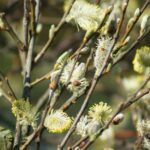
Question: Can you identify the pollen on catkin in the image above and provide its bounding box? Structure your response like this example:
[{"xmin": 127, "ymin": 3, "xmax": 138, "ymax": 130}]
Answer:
[
  {"xmin": 88, "ymin": 102, "xmax": 112, "ymax": 125},
  {"xmin": 94, "ymin": 36, "xmax": 114, "ymax": 76},
  {"xmin": 44, "ymin": 110, "xmax": 72, "ymax": 133},
  {"xmin": 12, "ymin": 100, "xmax": 38, "ymax": 130}
]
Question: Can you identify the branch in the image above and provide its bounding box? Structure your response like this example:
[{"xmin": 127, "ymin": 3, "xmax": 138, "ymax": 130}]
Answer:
[
  {"xmin": 113, "ymin": 27, "xmax": 150, "ymax": 66},
  {"xmin": 30, "ymin": 71, "xmax": 51, "ymax": 87},
  {"xmin": 0, "ymin": 13, "xmax": 26, "ymax": 68},
  {"xmin": 0, "ymin": 71, "xmax": 17, "ymax": 102},
  {"xmin": 23, "ymin": 0, "xmax": 29, "ymax": 47},
  {"xmin": 34, "ymin": 0, "xmax": 76, "ymax": 63},
  {"xmin": 13, "ymin": 0, "xmax": 40, "ymax": 149}
]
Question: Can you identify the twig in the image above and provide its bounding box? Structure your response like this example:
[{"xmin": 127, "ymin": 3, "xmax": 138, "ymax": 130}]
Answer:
[
  {"xmin": 13, "ymin": 0, "xmax": 40, "ymax": 149},
  {"xmin": 60, "ymin": 95, "xmax": 78, "ymax": 111},
  {"xmin": 0, "ymin": 71, "xmax": 17, "ymax": 102},
  {"xmin": 113, "ymin": 27, "xmax": 150, "ymax": 66},
  {"xmin": 121, "ymin": 0, "xmax": 149, "ymax": 43},
  {"xmin": 23, "ymin": 0, "xmax": 29, "ymax": 47},
  {"xmin": 34, "ymin": 0, "xmax": 76, "ymax": 63},
  {"xmin": 0, "ymin": 13, "xmax": 26, "ymax": 68},
  {"xmin": 13, "ymin": 122, "xmax": 21, "ymax": 150},
  {"xmin": 30, "ymin": 72, "xmax": 51, "ymax": 87},
  {"xmin": 35, "ymin": 89, "xmax": 49, "ymax": 111}
]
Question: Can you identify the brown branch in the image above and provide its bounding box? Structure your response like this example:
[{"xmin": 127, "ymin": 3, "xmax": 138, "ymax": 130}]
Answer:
[{"xmin": 0, "ymin": 71, "xmax": 17, "ymax": 102}]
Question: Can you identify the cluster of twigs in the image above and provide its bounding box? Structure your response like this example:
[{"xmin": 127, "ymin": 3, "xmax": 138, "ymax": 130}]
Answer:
[{"xmin": 0, "ymin": 0, "xmax": 150, "ymax": 150}]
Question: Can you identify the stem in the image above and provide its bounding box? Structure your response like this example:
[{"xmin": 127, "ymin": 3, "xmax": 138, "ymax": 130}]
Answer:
[
  {"xmin": 113, "ymin": 27, "xmax": 150, "ymax": 66},
  {"xmin": 122, "ymin": 0, "xmax": 149, "ymax": 42},
  {"xmin": 30, "ymin": 72, "xmax": 51, "ymax": 87},
  {"xmin": 0, "ymin": 13, "xmax": 26, "ymax": 68}
]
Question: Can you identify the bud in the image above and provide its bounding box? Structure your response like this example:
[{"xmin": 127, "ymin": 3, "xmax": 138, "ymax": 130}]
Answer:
[
  {"xmin": 49, "ymin": 81, "xmax": 57, "ymax": 90},
  {"xmin": 80, "ymin": 47, "xmax": 89, "ymax": 54},
  {"xmin": 49, "ymin": 24, "xmax": 55, "ymax": 39},
  {"xmin": 36, "ymin": 24, "xmax": 43, "ymax": 34},
  {"xmin": 122, "ymin": 2, "xmax": 127, "ymax": 11},
  {"xmin": 141, "ymin": 15, "xmax": 149, "ymax": 30},
  {"xmin": 127, "ymin": 18, "xmax": 134, "ymax": 30},
  {"xmin": 117, "ymin": 18, "xmax": 121, "ymax": 24},
  {"xmin": 54, "ymin": 50, "xmax": 71, "ymax": 70},
  {"xmin": 72, "ymin": 80, "xmax": 81, "ymax": 86},
  {"xmin": 106, "ymin": 5, "xmax": 113, "ymax": 14},
  {"xmin": 123, "ymin": 36, "xmax": 130, "ymax": 45},
  {"xmin": 112, "ymin": 113, "xmax": 124, "ymax": 125},
  {"xmin": 0, "ymin": 88, "xmax": 3, "ymax": 97},
  {"xmin": 0, "ymin": 16, "xmax": 5, "ymax": 30},
  {"xmin": 134, "ymin": 8, "xmax": 140, "ymax": 17}
]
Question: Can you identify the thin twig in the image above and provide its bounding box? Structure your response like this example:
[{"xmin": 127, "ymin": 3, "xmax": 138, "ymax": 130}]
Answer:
[
  {"xmin": 35, "ymin": 89, "xmax": 49, "ymax": 111},
  {"xmin": 23, "ymin": 0, "xmax": 29, "ymax": 47},
  {"xmin": 0, "ymin": 71, "xmax": 17, "ymax": 102},
  {"xmin": 13, "ymin": 0, "xmax": 40, "ymax": 148},
  {"xmin": 0, "ymin": 13, "xmax": 26, "ymax": 68},
  {"xmin": 34, "ymin": 0, "xmax": 76, "ymax": 63},
  {"xmin": 121, "ymin": 0, "xmax": 149, "ymax": 43},
  {"xmin": 13, "ymin": 122, "xmax": 21, "ymax": 150},
  {"xmin": 30, "ymin": 72, "xmax": 51, "ymax": 87},
  {"xmin": 113, "ymin": 27, "xmax": 150, "ymax": 66}
]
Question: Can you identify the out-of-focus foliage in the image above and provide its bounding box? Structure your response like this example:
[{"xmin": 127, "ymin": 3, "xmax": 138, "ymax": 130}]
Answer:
[{"xmin": 12, "ymin": 100, "xmax": 39, "ymax": 130}]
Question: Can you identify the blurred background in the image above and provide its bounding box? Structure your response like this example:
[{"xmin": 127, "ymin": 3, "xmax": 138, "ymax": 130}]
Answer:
[{"xmin": 0, "ymin": 0, "xmax": 150, "ymax": 149}]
